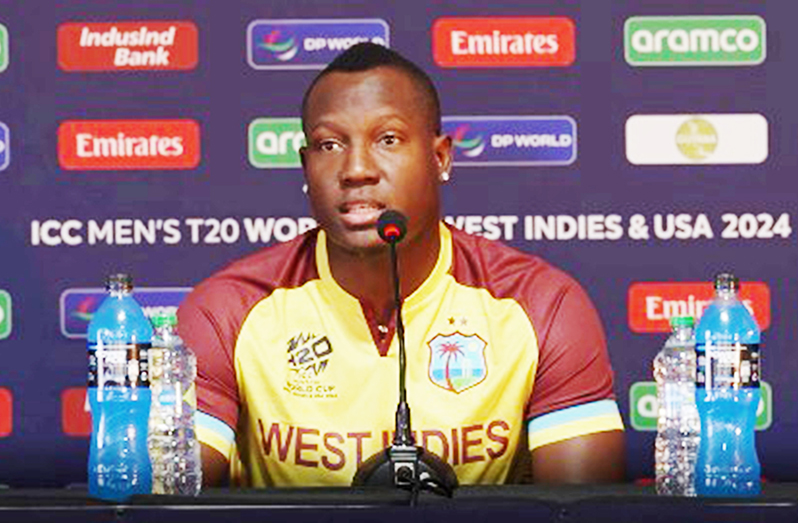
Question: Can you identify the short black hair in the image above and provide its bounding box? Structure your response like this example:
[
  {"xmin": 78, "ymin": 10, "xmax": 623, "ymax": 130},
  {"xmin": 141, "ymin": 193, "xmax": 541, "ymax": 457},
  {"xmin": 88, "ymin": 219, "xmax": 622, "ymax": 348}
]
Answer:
[{"xmin": 301, "ymin": 42, "xmax": 442, "ymax": 135}]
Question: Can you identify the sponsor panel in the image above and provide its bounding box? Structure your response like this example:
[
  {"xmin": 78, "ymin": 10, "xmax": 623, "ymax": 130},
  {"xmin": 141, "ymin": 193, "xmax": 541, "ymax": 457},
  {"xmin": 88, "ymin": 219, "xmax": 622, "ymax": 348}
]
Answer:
[
  {"xmin": 629, "ymin": 381, "xmax": 772, "ymax": 431},
  {"xmin": 626, "ymin": 114, "xmax": 768, "ymax": 165},
  {"xmin": 62, "ymin": 387, "xmax": 90, "ymax": 437},
  {"xmin": 625, "ymin": 15, "xmax": 766, "ymax": 66},
  {"xmin": 432, "ymin": 17, "xmax": 575, "ymax": 67},
  {"xmin": 0, "ymin": 389, "xmax": 11, "ymax": 437},
  {"xmin": 0, "ymin": 122, "xmax": 8, "ymax": 171},
  {"xmin": 248, "ymin": 118, "xmax": 305, "ymax": 168},
  {"xmin": 0, "ymin": 23, "xmax": 8, "ymax": 72},
  {"xmin": 0, "ymin": 290, "xmax": 11, "ymax": 340},
  {"xmin": 628, "ymin": 281, "xmax": 771, "ymax": 333},
  {"xmin": 60, "ymin": 287, "xmax": 191, "ymax": 339},
  {"xmin": 57, "ymin": 21, "xmax": 198, "ymax": 71},
  {"xmin": 247, "ymin": 19, "xmax": 389, "ymax": 70},
  {"xmin": 443, "ymin": 116, "xmax": 576, "ymax": 166},
  {"xmin": 58, "ymin": 119, "xmax": 200, "ymax": 170}
]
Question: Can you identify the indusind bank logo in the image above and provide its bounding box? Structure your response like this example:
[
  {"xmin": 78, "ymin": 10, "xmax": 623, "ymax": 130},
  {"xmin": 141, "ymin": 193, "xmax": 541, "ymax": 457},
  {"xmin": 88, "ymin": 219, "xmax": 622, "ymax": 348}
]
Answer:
[
  {"xmin": 433, "ymin": 17, "xmax": 575, "ymax": 67},
  {"xmin": 57, "ymin": 21, "xmax": 198, "ymax": 71},
  {"xmin": 58, "ymin": 119, "xmax": 200, "ymax": 170},
  {"xmin": 624, "ymin": 15, "xmax": 765, "ymax": 66},
  {"xmin": 247, "ymin": 19, "xmax": 389, "ymax": 70},
  {"xmin": 443, "ymin": 116, "xmax": 576, "ymax": 166}
]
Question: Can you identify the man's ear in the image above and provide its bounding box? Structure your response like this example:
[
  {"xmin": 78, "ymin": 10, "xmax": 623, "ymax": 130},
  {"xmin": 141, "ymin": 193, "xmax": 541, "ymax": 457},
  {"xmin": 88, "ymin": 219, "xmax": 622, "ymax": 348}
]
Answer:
[
  {"xmin": 433, "ymin": 134, "xmax": 453, "ymax": 182},
  {"xmin": 299, "ymin": 146, "xmax": 310, "ymax": 193},
  {"xmin": 299, "ymin": 145, "xmax": 307, "ymax": 169}
]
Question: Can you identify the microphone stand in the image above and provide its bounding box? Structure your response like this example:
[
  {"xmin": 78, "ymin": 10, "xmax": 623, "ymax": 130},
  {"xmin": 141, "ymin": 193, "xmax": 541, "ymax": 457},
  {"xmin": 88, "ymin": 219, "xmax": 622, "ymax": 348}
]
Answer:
[{"xmin": 352, "ymin": 213, "xmax": 458, "ymax": 503}]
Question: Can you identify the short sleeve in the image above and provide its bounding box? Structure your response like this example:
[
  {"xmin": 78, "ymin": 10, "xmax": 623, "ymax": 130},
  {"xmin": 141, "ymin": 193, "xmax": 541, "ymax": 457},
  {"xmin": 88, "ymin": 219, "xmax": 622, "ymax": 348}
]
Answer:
[
  {"xmin": 524, "ymin": 278, "xmax": 624, "ymax": 449},
  {"xmin": 178, "ymin": 280, "xmax": 243, "ymax": 458}
]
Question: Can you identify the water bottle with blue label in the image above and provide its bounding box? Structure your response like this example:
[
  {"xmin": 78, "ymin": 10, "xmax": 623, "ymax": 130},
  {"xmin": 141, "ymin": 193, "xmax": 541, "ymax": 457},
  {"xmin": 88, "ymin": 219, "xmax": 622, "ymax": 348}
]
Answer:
[
  {"xmin": 87, "ymin": 273, "xmax": 152, "ymax": 501},
  {"xmin": 695, "ymin": 272, "xmax": 761, "ymax": 496}
]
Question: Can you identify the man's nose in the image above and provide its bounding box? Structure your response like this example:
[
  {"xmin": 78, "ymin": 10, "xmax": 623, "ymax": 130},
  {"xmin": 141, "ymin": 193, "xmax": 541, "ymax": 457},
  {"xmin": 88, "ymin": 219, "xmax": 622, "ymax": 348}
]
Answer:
[{"xmin": 340, "ymin": 142, "xmax": 379, "ymax": 186}]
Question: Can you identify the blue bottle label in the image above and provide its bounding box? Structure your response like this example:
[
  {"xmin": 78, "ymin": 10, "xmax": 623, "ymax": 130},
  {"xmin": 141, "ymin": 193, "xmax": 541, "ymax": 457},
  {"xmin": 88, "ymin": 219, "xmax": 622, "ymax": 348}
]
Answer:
[
  {"xmin": 88, "ymin": 342, "xmax": 151, "ymax": 388},
  {"xmin": 696, "ymin": 342, "xmax": 760, "ymax": 389}
]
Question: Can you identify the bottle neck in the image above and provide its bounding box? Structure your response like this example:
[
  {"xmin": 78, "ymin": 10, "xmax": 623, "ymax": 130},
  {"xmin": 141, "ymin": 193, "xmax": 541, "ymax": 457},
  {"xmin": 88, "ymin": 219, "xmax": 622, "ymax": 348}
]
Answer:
[
  {"xmin": 715, "ymin": 288, "xmax": 738, "ymax": 301},
  {"xmin": 154, "ymin": 325, "xmax": 176, "ymax": 337},
  {"xmin": 671, "ymin": 326, "xmax": 694, "ymax": 344}
]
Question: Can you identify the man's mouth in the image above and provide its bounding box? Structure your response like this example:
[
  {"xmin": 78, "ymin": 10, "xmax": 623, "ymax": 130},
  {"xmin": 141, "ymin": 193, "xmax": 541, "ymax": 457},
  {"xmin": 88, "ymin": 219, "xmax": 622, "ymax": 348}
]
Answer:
[{"xmin": 338, "ymin": 201, "xmax": 386, "ymax": 228}]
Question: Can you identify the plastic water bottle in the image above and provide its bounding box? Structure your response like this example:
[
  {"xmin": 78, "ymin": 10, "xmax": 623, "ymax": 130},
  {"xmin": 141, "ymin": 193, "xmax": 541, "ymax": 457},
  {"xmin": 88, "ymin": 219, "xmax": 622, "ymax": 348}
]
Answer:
[
  {"xmin": 653, "ymin": 315, "xmax": 700, "ymax": 496},
  {"xmin": 87, "ymin": 273, "xmax": 152, "ymax": 501},
  {"xmin": 148, "ymin": 313, "xmax": 202, "ymax": 495},
  {"xmin": 695, "ymin": 272, "xmax": 761, "ymax": 496}
]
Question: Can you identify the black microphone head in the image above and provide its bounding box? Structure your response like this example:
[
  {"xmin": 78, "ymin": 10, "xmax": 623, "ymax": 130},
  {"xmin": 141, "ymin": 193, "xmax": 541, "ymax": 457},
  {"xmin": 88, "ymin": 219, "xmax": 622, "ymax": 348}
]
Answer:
[{"xmin": 377, "ymin": 210, "xmax": 407, "ymax": 243}]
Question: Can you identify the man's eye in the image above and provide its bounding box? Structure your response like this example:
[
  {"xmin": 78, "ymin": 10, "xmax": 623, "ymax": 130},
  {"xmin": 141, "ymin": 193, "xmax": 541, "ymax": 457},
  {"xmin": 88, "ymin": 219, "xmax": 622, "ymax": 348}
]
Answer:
[
  {"xmin": 317, "ymin": 140, "xmax": 341, "ymax": 152},
  {"xmin": 380, "ymin": 134, "xmax": 399, "ymax": 146}
]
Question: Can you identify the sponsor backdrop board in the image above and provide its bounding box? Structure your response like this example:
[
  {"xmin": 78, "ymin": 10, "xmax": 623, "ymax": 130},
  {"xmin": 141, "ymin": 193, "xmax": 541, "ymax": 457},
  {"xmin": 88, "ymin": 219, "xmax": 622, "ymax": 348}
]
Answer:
[{"xmin": 0, "ymin": 0, "xmax": 794, "ymax": 487}]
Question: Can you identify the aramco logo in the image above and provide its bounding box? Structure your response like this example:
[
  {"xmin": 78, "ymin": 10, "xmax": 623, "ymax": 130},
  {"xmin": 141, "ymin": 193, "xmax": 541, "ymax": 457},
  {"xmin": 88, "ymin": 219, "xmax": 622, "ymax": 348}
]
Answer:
[
  {"xmin": 675, "ymin": 117, "xmax": 718, "ymax": 160},
  {"xmin": 0, "ymin": 24, "xmax": 7, "ymax": 72},
  {"xmin": 258, "ymin": 29, "xmax": 298, "ymax": 62},
  {"xmin": 452, "ymin": 125, "xmax": 486, "ymax": 158}
]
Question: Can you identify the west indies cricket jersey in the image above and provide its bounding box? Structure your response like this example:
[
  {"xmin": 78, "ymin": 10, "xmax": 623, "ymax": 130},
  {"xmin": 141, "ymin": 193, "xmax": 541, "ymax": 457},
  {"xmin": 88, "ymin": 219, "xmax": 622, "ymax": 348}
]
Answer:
[{"xmin": 178, "ymin": 223, "xmax": 623, "ymax": 486}]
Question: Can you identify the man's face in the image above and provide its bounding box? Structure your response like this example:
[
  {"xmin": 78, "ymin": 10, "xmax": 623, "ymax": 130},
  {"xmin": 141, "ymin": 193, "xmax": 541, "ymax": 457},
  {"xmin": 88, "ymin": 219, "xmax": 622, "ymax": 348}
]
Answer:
[{"xmin": 301, "ymin": 66, "xmax": 450, "ymax": 254}]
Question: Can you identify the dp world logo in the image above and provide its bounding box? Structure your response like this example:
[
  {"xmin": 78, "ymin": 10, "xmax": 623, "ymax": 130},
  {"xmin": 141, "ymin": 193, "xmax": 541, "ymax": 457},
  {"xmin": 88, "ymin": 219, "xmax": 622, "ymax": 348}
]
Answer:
[
  {"xmin": 628, "ymin": 381, "xmax": 772, "ymax": 431},
  {"xmin": 248, "ymin": 19, "xmax": 389, "ymax": 70},
  {"xmin": 0, "ymin": 122, "xmax": 8, "ymax": 171},
  {"xmin": 452, "ymin": 125, "xmax": 486, "ymax": 158},
  {"xmin": 443, "ymin": 116, "xmax": 576, "ymax": 166},
  {"xmin": 60, "ymin": 287, "xmax": 192, "ymax": 339},
  {"xmin": 625, "ymin": 15, "xmax": 766, "ymax": 66},
  {"xmin": 257, "ymin": 29, "xmax": 299, "ymax": 62}
]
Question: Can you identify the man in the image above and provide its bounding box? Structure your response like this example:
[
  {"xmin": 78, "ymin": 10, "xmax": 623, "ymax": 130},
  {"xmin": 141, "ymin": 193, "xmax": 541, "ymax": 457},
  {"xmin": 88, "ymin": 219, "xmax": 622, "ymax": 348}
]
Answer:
[{"xmin": 178, "ymin": 42, "xmax": 625, "ymax": 487}]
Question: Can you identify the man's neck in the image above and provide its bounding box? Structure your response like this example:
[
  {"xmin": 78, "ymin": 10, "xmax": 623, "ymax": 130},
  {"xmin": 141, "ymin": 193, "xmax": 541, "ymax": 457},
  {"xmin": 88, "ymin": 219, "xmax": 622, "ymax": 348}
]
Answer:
[{"xmin": 326, "ymin": 223, "xmax": 441, "ymax": 325}]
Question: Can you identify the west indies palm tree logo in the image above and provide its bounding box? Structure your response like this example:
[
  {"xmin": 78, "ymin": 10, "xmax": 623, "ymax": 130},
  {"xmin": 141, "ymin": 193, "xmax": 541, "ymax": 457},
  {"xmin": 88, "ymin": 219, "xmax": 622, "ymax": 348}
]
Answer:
[
  {"xmin": 427, "ymin": 332, "xmax": 487, "ymax": 393},
  {"xmin": 258, "ymin": 29, "xmax": 299, "ymax": 62},
  {"xmin": 452, "ymin": 124, "xmax": 486, "ymax": 158}
]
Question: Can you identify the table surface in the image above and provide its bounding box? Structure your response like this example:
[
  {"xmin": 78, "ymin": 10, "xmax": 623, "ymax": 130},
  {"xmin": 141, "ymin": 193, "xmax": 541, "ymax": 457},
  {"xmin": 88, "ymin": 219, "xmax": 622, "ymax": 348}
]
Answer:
[{"xmin": 0, "ymin": 484, "xmax": 797, "ymax": 523}]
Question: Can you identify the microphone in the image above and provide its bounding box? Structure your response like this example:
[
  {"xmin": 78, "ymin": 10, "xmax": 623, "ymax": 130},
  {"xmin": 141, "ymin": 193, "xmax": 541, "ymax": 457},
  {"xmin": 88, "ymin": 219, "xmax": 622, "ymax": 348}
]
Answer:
[
  {"xmin": 377, "ymin": 210, "xmax": 407, "ymax": 243},
  {"xmin": 352, "ymin": 210, "xmax": 458, "ymax": 500}
]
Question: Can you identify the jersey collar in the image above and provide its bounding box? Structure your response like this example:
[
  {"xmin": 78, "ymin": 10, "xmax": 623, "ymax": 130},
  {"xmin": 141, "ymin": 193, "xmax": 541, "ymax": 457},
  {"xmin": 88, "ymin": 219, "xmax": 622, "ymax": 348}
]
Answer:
[{"xmin": 315, "ymin": 222, "xmax": 453, "ymax": 311}]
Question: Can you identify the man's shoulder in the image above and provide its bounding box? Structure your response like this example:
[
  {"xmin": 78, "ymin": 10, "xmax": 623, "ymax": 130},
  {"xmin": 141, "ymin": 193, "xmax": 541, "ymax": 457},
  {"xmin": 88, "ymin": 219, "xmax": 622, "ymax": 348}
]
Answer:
[
  {"xmin": 182, "ymin": 229, "xmax": 320, "ymax": 314},
  {"xmin": 447, "ymin": 224, "xmax": 577, "ymax": 299}
]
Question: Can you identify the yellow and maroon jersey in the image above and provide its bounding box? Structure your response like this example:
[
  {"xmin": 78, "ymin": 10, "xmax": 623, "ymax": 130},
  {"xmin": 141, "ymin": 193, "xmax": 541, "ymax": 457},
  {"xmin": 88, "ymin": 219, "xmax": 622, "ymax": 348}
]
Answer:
[{"xmin": 178, "ymin": 223, "xmax": 623, "ymax": 486}]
